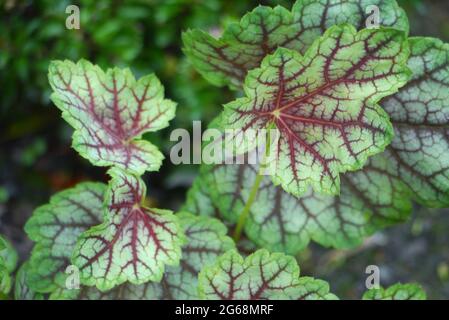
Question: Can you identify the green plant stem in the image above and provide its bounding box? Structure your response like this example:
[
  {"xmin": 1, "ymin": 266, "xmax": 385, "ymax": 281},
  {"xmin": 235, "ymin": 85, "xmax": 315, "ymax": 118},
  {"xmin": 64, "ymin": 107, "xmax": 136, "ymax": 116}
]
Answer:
[
  {"xmin": 232, "ymin": 167, "xmax": 265, "ymax": 242},
  {"xmin": 232, "ymin": 123, "xmax": 274, "ymax": 242}
]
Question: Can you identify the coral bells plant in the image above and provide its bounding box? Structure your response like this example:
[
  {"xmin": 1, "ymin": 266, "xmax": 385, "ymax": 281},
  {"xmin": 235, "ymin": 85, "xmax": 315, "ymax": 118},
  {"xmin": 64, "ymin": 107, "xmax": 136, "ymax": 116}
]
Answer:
[
  {"xmin": 2, "ymin": 0, "xmax": 448, "ymax": 300},
  {"xmin": 183, "ymin": 0, "xmax": 449, "ymax": 258}
]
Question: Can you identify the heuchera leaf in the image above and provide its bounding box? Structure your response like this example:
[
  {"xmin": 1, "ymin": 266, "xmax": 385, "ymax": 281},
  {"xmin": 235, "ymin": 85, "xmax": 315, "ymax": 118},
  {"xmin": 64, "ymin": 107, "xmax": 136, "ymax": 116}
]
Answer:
[
  {"xmin": 55, "ymin": 213, "xmax": 234, "ymax": 300},
  {"xmin": 363, "ymin": 283, "xmax": 426, "ymax": 300},
  {"xmin": 152, "ymin": 212, "xmax": 235, "ymax": 299},
  {"xmin": 22, "ymin": 180, "xmax": 153, "ymax": 300},
  {"xmin": 222, "ymin": 25, "xmax": 410, "ymax": 196},
  {"xmin": 47, "ymin": 213, "xmax": 234, "ymax": 300},
  {"xmin": 182, "ymin": 169, "xmax": 221, "ymax": 218},
  {"xmin": 182, "ymin": 174, "xmax": 259, "ymax": 255},
  {"xmin": 183, "ymin": 0, "xmax": 409, "ymax": 89},
  {"xmin": 24, "ymin": 182, "xmax": 105, "ymax": 293},
  {"xmin": 380, "ymin": 37, "xmax": 449, "ymax": 207},
  {"xmin": 0, "ymin": 262, "xmax": 9, "ymax": 297},
  {"xmin": 0, "ymin": 235, "xmax": 18, "ymax": 296},
  {"xmin": 25, "ymin": 202, "xmax": 234, "ymax": 300},
  {"xmin": 72, "ymin": 168, "xmax": 185, "ymax": 291},
  {"xmin": 193, "ymin": 37, "xmax": 449, "ymax": 254},
  {"xmin": 23, "ymin": 183, "xmax": 232, "ymax": 300},
  {"xmin": 198, "ymin": 249, "xmax": 337, "ymax": 300},
  {"xmin": 202, "ymin": 160, "xmax": 410, "ymax": 254},
  {"xmin": 14, "ymin": 263, "xmax": 45, "ymax": 300},
  {"xmin": 49, "ymin": 59, "xmax": 176, "ymax": 175},
  {"xmin": 50, "ymin": 282, "xmax": 159, "ymax": 300},
  {"xmin": 0, "ymin": 236, "xmax": 18, "ymax": 273}
]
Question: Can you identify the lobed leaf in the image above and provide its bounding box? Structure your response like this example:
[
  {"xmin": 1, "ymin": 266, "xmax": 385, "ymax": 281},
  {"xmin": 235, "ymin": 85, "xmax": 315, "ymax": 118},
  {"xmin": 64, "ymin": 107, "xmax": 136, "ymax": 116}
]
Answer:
[
  {"xmin": 49, "ymin": 59, "xmax": 176, "ymax": 174},
  {"xmin": 363, "ymin": 283, "xmax": 426, "ymax": 300},
  {"xmin": 54, "ymin": 213, "xmax": 235, "ymax": 300},
  {"xmin": 198, "ymin": 249, "xmax": 337, "ymax": 300},
  {"xmin": 182, "ymin": 171, "xmax": 220, "ymax": 218},
  {"xmin": 24, "ymin": 178, "xmax": 233, "ymax": 299},
  {"xmin": 14, "ymin": 263, "xmax": 45, "ymax": 300},
  {"xmin": 183, "ymin": 0, "xmax": 409, "ymax": 90},
  {"xmin": 203, "ymin": 159, "xmax": 410, "ymax": 254},
  {"xmin": 380, "ymin": 37, "xmax": 449, "ymax": 207},
  {"xmin": 155, "ymin": 212, "xmax": 235, "ymax": 299},
  {"xmin": 72, "ymin": 168, "xmax": 185, "ymax": 291},
  {"xmin": 222, "ymin": 25, "xmax": 410, "ymax": 196},
  {"xmin": 63, "ymin": 212, "xmax": 235, "ymax": 300},
  {"xmin": 23, "ymin": 180, "xmax": 150, "ymax": 299},
  {"xmin": 24, "ymin": 182, "xmax": 105, "ymax": 293},
  {"xmin": 0, "ymin": 236, "xmax": 18, "ymax": 273},
  {"xmin": 44, "ymin": 213, "xmax": 234, "ymax": 300},
  {"xmin": 0, "ymin": 265, "xmax": 9, "ymax": 298},
  {"xmin": 0, "ymin": 235, "xmax": 18, "ymax": 296},
  {"xmin": 50, "ymin": 282, "xmax": 160, "ymax": 300}
]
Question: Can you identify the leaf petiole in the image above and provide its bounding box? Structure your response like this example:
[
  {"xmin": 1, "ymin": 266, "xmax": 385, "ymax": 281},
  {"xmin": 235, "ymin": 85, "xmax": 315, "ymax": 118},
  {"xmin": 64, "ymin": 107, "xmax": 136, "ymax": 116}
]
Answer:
[
  {"xmin": 232, "ymin": 167, "xmax": 264, "ymax": 242},
  {"xmin": 232, "ymin": 123, "xmax": 274, "ymax": 242}
]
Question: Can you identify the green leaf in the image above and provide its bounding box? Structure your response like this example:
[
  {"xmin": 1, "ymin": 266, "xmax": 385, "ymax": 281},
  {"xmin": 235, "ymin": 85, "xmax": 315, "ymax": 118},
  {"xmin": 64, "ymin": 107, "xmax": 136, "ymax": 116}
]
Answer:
[
  {"xmin": 198, "ymin": 249, "xmax": 337, "ymax": 300},
  {"xmin": 380, "ymin": 37, "xmax": 449, "ymax": 207},
  {"xmin": 48, "ymin": 59, "xmax": 176, "ymax": 174},
  {"xmin": 183, "ymin": 5, "xmax": 296, "ymax": 90},
  {"xmin": 50, "ymin": 282, "xmax": 159, "ymax": 300},
  {"xmin": 182, "ymin": 167, "xmax": 220, "ymax": 218},
  {"xmin": 24, "ymin": 182, "xmax": 105, "ymax": 293},
  {"xmin": 222, "ymin": 25, "xmax": 410, "ymax": 197},
  {"xmin": 183, "ymin": 0, "xmax": 409, "ymax": 89},
  {"xmin": 0, "ymin": 265, "xmax": 10, "ymax": 298},
  {"xmin": 72, "ymin": 168, "xmax": 185, "ymax": 291},
  {"xmin": 0, "ymin": 236, "xmax": 18, "ymax": 273},
  {"xmin": 24, "ymin": 178, "xmax": 232, "ymax": 299},
  {"xmin": 0, "ymin": 235, "xmax": 18, "ymax": 296},
  {"xmin": 363, "ymin": 283, "xmax": 426, "ymax": 300},
  {"xmin": 14, "ymin": 262, "xmax": 45, "ymax": 300},
  {"xmin": 22, "ymin": 180, "xmax": 151, "ymax": 299},
  {"xmin": 51, "ymin": 213, "xmax": 234, "ymax": 300},
  {"xmin": 156, "ymin": 212, "xmax": 235, "ymax": 299},
  {"xmin": 204, "ymin": 159, "xmax": 410, "ymax": 254}
]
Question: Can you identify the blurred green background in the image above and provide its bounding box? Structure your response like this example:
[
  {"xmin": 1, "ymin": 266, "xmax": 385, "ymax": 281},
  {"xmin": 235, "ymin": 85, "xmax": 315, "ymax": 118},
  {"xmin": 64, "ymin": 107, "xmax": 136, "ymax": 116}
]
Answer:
[{"xmin": 0, "ymin": 0, "xmax": 448, "ymax": 299}]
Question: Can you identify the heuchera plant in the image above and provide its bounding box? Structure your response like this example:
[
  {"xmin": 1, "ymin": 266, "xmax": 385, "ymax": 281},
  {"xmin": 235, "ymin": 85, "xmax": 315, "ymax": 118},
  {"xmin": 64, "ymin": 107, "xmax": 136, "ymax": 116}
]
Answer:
[
  {"xmin": 5, "ymin": 0, "xmax": 448, "ymax": 300},
  {"xmin": 17, "ymin": 60, "xmax": 237, "ymax": 300},
  {"xmin": 183, "ymin": 0, "xmax": 449, "ymax": 255}
]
